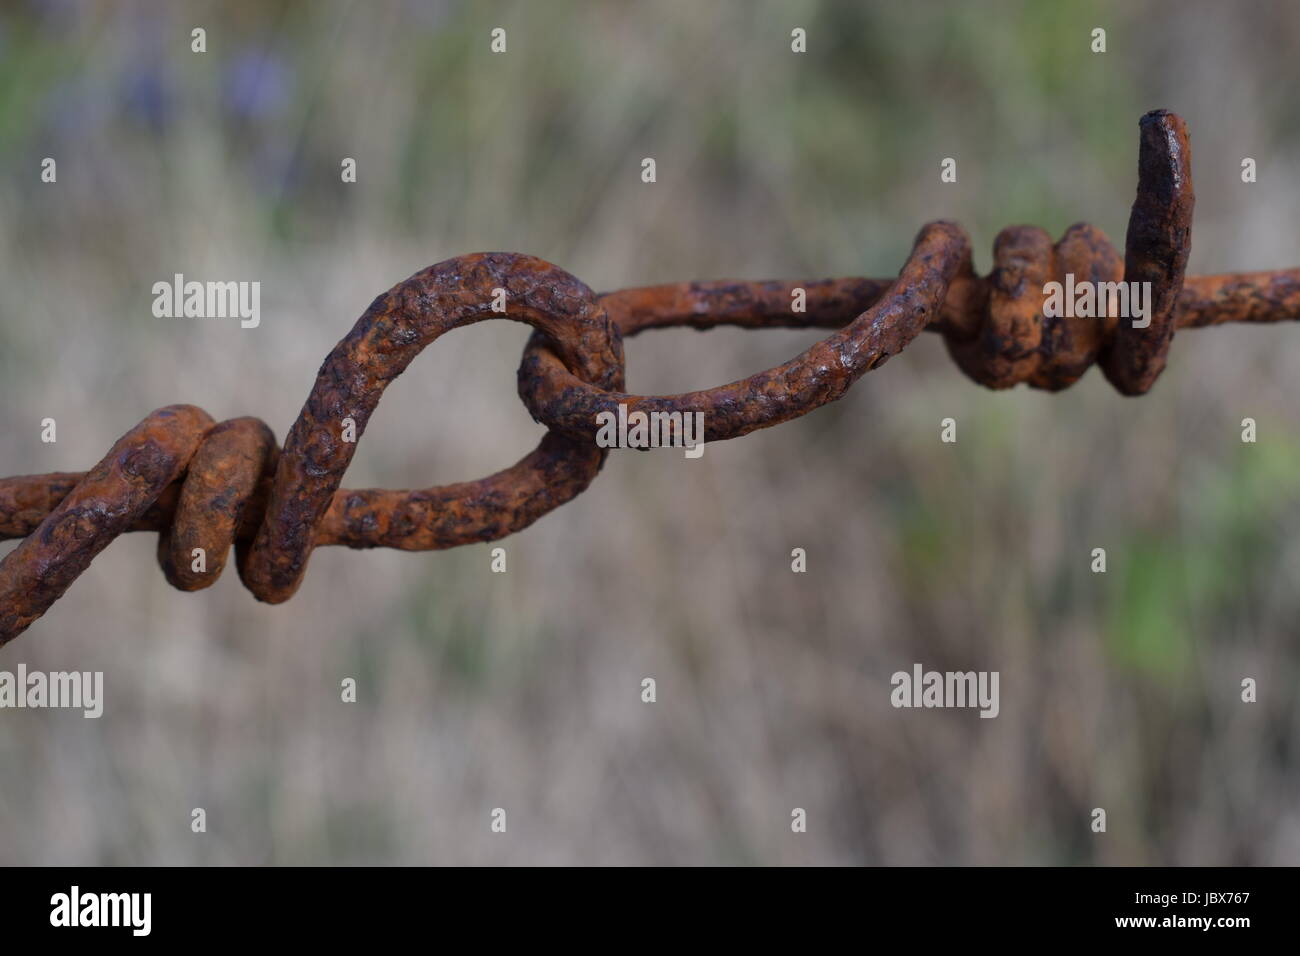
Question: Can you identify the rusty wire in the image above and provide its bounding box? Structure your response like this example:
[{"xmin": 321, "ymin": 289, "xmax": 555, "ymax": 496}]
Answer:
[{"xmin": 2, "ymin": 110, "xmax": 1298, "ymax": 645}]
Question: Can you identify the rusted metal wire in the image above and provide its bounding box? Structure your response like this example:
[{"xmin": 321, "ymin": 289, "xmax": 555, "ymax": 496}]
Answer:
[{"xmin": 2, "ymin": 110, "xmax": 1297, "ymax": 645}]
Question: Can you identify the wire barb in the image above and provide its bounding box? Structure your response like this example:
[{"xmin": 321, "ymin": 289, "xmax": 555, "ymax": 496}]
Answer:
[{"xmin": 2, "ymin": 111, "xmax": 1297, "ymax": 646}]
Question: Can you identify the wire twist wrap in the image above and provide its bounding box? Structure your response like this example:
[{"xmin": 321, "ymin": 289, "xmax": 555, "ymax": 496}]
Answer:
[{"xmin": 2, "ymin": 110, "xmax": 1299, "ymax": 647}]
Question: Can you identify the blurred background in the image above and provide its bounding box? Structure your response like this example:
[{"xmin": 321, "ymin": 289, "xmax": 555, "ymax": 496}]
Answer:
[{"xmin": 1, "ymin": 0, "xmax": 1298, "ymax": 865}]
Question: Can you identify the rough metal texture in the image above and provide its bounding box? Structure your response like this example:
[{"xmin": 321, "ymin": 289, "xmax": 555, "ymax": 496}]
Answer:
[{"xmin": 2, "ymin": 110, "xmax": 1298, "ymax": 646}]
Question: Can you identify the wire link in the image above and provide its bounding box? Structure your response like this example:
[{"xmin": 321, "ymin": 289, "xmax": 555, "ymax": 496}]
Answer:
[{"xmin": 2, "ymin": 111, "xmax": 1298, "ymax": 645}]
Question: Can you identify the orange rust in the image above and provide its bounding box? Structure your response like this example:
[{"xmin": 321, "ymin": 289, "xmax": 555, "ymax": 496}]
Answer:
[{"xmin": 2, "ymin": 111, "xmax": 1298, "ymax": 647}]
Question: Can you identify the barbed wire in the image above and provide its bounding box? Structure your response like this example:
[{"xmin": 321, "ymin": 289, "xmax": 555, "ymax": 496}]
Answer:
[{"xmin": 2, "ymin": 110, "xmax": 1297, "ymax": 645}]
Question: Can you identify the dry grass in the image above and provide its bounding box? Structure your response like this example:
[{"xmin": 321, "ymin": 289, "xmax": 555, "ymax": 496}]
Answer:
[{"xmin": 1, "ymin": 0, "xmax": 1298, "ymax": 864}]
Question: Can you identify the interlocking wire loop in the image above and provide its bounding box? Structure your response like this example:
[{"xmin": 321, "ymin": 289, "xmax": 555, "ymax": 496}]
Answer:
[
  {"xmin": 520, "ymin": 220, "xmax": 970, "ymax": 443},
  {"xmin": 2, "ymin": 110, "xmax": 1299, "ymax": 646},
  {"xmin": 1, "ymin": 255, "xmax": 624, "ymax": 639},
  {"xmin": 516, "ymin": 111, "xmax": 1195, "ymax": 442}
]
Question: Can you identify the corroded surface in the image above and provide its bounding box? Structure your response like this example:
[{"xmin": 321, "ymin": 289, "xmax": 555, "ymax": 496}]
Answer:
[
  {"xmin": 0, "ymin": 255, "xmax": 622, "ymax": 642},
  {"xmin": 518, "ymin": 220, "xmax": 971, "ymax": 443},
  {"xmin": 518, "ymin": 112, "xmax": 1217, "ymax": 431},
  {"xmin": 0, "ymin": 405, "xmax": 213, "ymax": 641},
  {"xmin": 1099, "ymin": 110, "xmax": 1195, "ymax": 396},
  {"xmin": 238, "ymin": 253, "xmax": 624, "ymax": 604},
  {"xmin": 2, "ymin": 111, "xmax": 1298, "ymax": 646}
]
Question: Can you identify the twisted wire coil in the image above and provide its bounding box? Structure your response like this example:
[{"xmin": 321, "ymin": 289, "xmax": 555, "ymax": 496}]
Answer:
[{"xmin": 2, "ymin": 110, "xmax": 1298, "ymax": 645}]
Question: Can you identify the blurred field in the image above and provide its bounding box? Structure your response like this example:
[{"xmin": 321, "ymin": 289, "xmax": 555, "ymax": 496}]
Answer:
[{"xmin": 1, "ymin": 0, "xmax": 1299, "ymax": 865}]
